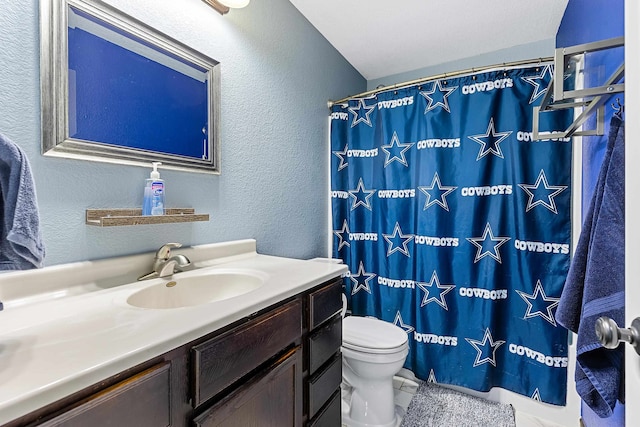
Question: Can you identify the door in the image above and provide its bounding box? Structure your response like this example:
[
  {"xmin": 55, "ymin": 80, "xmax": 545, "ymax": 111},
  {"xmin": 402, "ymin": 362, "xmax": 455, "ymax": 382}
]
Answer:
[{"xmin": 625, "ymin": 0, "xmax": 640, "ymax": 424}]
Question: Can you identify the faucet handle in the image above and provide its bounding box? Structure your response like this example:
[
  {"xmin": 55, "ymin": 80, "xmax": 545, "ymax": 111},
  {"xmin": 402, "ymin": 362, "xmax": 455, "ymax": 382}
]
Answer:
[{"xmin": 155, "ymin": 243, "xmax": 182, "ymax": 260}]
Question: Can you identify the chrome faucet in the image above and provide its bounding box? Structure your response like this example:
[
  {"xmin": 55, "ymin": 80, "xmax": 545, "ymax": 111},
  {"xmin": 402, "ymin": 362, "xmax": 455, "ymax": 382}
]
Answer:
[{"xmin": 138, "ymin": 243, "xmax": 191, "ymax": 281}]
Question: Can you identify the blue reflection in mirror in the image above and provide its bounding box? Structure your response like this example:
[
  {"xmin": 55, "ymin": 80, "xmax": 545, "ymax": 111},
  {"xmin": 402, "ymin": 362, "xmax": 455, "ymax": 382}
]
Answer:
[{"xmin": 67, "ymin": 6, "xmax": 209, "ymax": 160}]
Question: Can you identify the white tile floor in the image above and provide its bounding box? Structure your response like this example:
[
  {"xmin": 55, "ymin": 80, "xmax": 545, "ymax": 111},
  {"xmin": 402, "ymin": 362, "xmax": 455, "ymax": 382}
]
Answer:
[
  {"xmin": 515, "ymin": 412, "xmax": 569, "ymax": 427},
  {"xmin": 343, "ymin": 369, "xmax": 569, "ymax": 427}
]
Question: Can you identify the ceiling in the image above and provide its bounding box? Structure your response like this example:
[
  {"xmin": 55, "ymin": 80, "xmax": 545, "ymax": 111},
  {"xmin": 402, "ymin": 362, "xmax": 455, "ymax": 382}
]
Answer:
[{"xmin": 288, "ymin": 0, "xmax": 569, "ymax": 81}]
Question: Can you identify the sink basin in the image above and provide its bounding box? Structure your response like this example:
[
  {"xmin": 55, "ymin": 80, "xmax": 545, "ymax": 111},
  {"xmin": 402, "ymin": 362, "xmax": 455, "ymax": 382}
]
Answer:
[{"xmin": 126, "ymin": 270, "xmax": 266, "ymax": 309}]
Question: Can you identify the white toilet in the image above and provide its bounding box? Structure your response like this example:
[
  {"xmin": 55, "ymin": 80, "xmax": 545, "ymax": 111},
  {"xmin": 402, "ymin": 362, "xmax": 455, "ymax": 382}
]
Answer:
[{"xmin": 341, "ymin": 315, "xmax": 409, "ymax": 427}]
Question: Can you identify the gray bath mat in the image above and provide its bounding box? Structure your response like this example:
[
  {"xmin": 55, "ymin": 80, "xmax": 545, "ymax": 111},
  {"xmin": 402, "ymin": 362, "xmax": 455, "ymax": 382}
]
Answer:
[{"xmin": 400, "ymin": 382, "xmax": 516, "ymax": 427}]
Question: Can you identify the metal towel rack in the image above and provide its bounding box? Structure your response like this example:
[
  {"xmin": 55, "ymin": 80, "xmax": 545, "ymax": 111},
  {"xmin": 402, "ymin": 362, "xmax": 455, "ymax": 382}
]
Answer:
[{"xmin": 532, "ymin": 36, "xmax": 624, "ymax": 140}]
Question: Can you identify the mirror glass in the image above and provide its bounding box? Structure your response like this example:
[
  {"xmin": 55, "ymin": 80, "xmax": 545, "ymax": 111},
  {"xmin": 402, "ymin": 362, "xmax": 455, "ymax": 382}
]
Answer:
[{"xmin": 41, "ymin": 0, "xmax": 221, "ymax": 173}]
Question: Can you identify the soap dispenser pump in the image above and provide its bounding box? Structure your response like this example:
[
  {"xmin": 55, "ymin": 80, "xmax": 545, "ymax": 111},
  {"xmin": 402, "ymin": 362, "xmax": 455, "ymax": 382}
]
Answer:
[{"xmin": 142, "ymin": 162, "xmax": 165, "ymax": 216}]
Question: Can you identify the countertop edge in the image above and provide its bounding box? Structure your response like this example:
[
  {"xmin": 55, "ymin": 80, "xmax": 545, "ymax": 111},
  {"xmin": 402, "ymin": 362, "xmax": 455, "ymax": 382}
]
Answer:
[{"xmin": 0, "ymin": 256, "xmax": 346, "ymax": 425}]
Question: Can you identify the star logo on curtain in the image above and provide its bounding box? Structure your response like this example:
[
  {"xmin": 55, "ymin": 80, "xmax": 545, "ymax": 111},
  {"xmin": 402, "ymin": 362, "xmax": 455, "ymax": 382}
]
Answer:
[
  {"xmin": 332, "ymin": 144, "xmax": 349, "ymax": 171},
  {"xmin": 418, "ymin": 172, "xmax": 457, "ymax": 211},
  {"xmin": 333, "ymin": 220, "xmax": 351, "ymax": 251},
  {"xmin": 466, "ymin": 223, "xmax": 511, "ymax": 263},
  {"xmin": 531, "ymin": 388, "xmax": 542, "ymax": 402},
  {"xmin": 420, "ymin": 80, "xmax": 458, "ymax": 113},
  {"xmin": 348, "ymin": 178, "xmax": 376, "ymax": 211},
  {"xmin": 381, "ymin": 132, "xmax": 415, "ymax": 167},
  {"xmin": 417, "ymin": 271, "xmax": 456, "ymax": 310},
  {"xmin": 348, "ymin": 98, "xmax": 376, "ymax": 127},
  {"xmin": 515, "ymin": 279, "xmax": 560, "ymax": 326},
  {"xmin": 465, "ymin": 328, "xmax": 505, "ymax": 367},
  {"xmin": 349, "ymin": 261, "xmax": 376, "ymax": 295},
  {"xmin": 393, "ymin": 311, "xmax": 415, "ymax": 334},
  {"xmin": 427, "ymin": 369, "xmax": 438, "ymax": 383},
  {"xmin": 382, "ymin": 222, "xmax": 414, "ymax": 257},
  {"xmin": 518, "ymin": 169, "xmax": 567, "ymax": 214},
  {"xmin": 468, "ymin": 118, "xmax": 512, "ymax": 160},
  {"xmin": 521, "ymin": 65, "xmax": 553, "ymax": 104}
]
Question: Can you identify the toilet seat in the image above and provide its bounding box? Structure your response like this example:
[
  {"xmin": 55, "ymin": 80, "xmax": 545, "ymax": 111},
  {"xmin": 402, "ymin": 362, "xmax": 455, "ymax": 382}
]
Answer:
[
  {"xmin": 342, "ymin": 316, "xmax": 409, "ymax": 354},
  {"xmin": 342, "ymin": 340, "xmax": 408, "ymax": 354}
]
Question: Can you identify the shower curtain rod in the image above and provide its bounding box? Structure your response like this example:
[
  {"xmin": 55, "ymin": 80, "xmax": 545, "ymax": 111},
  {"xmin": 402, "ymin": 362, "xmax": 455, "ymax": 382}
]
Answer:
[{"xmin": 327, "ymin": 56, "xmax": 554, "ymax": 108}]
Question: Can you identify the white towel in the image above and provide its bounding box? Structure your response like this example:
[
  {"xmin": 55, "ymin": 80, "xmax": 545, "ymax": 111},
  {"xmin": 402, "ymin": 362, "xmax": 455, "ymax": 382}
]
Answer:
[{"xmin": 0, "ymin": 132, "xmax": 45, "ymax": 271}]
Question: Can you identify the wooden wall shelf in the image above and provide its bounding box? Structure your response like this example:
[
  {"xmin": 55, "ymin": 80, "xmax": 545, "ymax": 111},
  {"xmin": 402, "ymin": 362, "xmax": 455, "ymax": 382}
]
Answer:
[{"xmin": 86, "ymin": 208, "xmax": 209, "ymax": 227}]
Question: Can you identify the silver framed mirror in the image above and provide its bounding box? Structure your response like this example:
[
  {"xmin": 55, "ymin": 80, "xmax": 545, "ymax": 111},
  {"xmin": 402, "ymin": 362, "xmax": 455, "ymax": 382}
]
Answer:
[{"xmin": 40, "ymin": 0, "xmax": 221, "ymax": 173}]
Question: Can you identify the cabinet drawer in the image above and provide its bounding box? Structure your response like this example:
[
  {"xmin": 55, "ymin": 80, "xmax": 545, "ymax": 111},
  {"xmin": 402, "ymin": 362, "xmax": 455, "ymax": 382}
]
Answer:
[
  {"xmin": 308, "ymin": 315, "xmax": 342, "ymax": 375},
  {"xmin": 193, "ymin": 347, "xmax": 302, "ymax": 427},
  {"xmin": 307, "ymin": 354, "xmax": 341, "ymax": 419},
  {"xmin": 308, "ymin": 280, "xmax": 342, "ymax": 330},
  {"xmin": 39, "ymin": 363, "xmax": 170, "ymax": 427},
  {"xmin": 308, "ymin": 390, "xmax": 341, "ymax": 427},
  {"xmin": 192, "ymin": 299, "xmax": 302, "ymax": 407}
]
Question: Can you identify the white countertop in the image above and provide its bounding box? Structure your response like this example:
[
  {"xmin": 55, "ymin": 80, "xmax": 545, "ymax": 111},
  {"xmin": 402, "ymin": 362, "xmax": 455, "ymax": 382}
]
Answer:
[{"xmin": 0, "ymin": 240, "xmax": 347, "ymax": 425}]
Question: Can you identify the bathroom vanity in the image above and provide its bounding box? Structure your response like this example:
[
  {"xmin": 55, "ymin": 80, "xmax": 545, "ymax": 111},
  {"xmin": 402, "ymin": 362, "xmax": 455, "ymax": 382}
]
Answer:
[{"xmin": 0, "ymin": 240, "xmax": 346, "ymax": 426}]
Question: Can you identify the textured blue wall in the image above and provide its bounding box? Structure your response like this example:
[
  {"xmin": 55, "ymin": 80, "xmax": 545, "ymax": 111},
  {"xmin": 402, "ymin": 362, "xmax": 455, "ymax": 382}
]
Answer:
[
  {"xmin": 556, "ymin": 0, "xmax": 623, "ymax": 47},
  {"xmin": 0, "ymin": 0, "xmax": 365, "ymax": 265},
  {"xmin": 556, "ymin": 0, "xmax": 625, "ymax": 425},
  {"xmin": 557, "ymin": 0, "xmax": 624, "ymax": 214}
]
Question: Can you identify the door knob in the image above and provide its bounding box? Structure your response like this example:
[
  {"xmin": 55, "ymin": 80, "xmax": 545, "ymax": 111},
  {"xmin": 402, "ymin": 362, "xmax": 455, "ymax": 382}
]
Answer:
[{"xmin": 595, "ymin": 316, "xmax": 640, "ymax": 355}]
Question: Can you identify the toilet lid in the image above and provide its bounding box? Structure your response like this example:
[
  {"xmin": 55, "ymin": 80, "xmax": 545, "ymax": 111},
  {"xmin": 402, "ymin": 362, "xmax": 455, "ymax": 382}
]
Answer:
[{"xmin": 343, "ymin": 316, "xmax": 408, "ymax": 351}]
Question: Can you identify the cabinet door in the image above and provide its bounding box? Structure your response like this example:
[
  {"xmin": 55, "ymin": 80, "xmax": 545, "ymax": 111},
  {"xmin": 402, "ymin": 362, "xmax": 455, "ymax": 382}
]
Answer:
[
  {"xmin": 38, "ymin": 363, "xmax": 171, "ymax": 427},
  {"xmin": 193, "ymin": 347, "xmax": 302, "ymax": 427},
  {"xmin": 308, "ymin": 315, "xmax": 342, "ymax": 375},
  {"xmin": 307, "ymin": 354, "xmax": 341, "ymax": 419},
  {"xmin": 308, "ymin": 280, "xmax": 342, "ymax": 330},
  {"xmin": 192, "ymin": 299, "xmax": 302, "ymax": 407},
  {"xmin": 308, "ymin": 390, "xmax": 341, "ymax": 427}
]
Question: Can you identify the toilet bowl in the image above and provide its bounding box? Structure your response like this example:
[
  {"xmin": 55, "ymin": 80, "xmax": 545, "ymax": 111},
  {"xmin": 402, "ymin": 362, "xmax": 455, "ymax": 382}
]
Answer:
[{"xmin": 341, "ymin": 316, "xmax": 409, "ymax": 427}]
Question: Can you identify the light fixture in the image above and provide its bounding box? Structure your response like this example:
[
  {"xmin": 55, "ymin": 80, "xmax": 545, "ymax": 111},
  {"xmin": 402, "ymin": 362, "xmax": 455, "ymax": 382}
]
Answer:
[{"xmin": 202, "ymin": 0, "xmax": 250, "ymax": 15}]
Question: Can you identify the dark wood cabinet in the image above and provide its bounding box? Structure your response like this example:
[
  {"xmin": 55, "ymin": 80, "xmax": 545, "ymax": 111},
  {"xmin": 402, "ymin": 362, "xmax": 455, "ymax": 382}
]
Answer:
[
  {"xmin": 308, "ymin": 280, "xmax": 343, "ymax": 330},
  {"xmin": 192, "ymin": 299, "xmax": 302, "ymax": 407},
  {"xmin": 4, "ymin": 278, "xmax": 343, "ymax": 427},
  {"xmin": 308, "ymin": 390, "xmax": 341, "ymax": 427},
  {"xmin": 38, "ymin": 363, "xmax": 171, "ymax": 427},
  {"xmin": 304, "ymin": 281, "xmax": 343, "ymax": 426},
  {"xmin": 193, "ymin": 347, "xmax": 303, "ymax": 427},
  {"xmin": 308, "ymin": 315, "xmax": 342, "ymax": 374},
  {"xmin": 307, "ymin": 354, "xmax": 342, "ymax": 419}
]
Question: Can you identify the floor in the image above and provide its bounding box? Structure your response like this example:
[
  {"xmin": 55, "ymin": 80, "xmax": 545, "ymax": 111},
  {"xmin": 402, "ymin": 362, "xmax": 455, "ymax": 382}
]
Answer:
[
  {"xmin": 341, "ymin": 374, "xmax": 416, "ymax": 427},
  {"xmin": 343, "ymin": 369, "xmax": 570, "ymax": 427}
]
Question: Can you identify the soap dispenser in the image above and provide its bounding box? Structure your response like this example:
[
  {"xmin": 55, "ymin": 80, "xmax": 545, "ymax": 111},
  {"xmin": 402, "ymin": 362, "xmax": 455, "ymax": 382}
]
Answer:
[{"xmin": 142, "ymin": 162, "xmax": 165, "ymax": 216}]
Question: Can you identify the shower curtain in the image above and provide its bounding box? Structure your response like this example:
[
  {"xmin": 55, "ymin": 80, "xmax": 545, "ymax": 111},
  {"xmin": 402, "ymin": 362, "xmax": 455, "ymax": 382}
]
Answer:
[{"xmin": 330, "ymin": 65, "xmax": 572, "ymax": 405}]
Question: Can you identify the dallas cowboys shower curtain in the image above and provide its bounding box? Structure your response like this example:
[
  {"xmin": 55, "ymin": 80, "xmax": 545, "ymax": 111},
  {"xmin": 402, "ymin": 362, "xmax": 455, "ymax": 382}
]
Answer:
[{"xmin": 330, "ymin": 65, "xmax": 572, "ymax": 405}]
